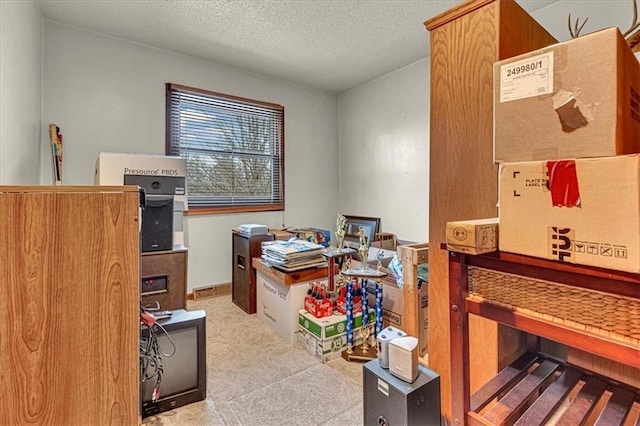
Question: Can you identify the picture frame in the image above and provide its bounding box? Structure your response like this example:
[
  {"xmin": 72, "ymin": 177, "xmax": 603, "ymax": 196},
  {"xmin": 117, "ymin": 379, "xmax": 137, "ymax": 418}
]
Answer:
[{"xmin": 343, "ymin": 215, "xmax": 380, "ymax": 249}]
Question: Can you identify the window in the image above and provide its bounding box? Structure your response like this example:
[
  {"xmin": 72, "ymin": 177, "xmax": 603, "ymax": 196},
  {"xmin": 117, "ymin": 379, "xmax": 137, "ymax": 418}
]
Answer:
[{"xmin": 166, "ymin": 83, "xmax": 284, "ymax": 214}]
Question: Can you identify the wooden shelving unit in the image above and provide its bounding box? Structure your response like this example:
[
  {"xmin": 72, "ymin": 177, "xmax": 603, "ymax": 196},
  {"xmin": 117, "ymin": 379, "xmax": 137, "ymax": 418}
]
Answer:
[
  {"xmin": 423, "ymin": 1, "xmax": 558, "ymax": 419},
  {"xmin": 448, "ymin": 250, "xmax": 640, "ymax": 425}
]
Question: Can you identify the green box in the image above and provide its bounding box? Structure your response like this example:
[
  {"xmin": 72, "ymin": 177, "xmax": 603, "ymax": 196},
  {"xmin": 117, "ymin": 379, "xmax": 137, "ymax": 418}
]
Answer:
[
  {"xmin": 298, "ymin": 308, "xmax": 375, "ymax": 339},
  {"xmin": 298, "ymin": 327, "xmax": 363, "ymax": 363}
]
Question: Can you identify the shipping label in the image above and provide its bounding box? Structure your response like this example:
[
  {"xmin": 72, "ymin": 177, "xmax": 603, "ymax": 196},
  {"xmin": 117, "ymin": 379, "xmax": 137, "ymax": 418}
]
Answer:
[{"xmin": 500, "ymin": 52, "xmax": 554, "ymax": 103}]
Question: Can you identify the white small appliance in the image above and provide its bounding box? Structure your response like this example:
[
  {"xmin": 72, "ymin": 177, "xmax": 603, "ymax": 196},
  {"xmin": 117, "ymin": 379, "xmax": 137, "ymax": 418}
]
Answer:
[
  {"xmin": 388, "ymin": 336, "xmax": 419, "ymax": 383},
  {"xmin": 238, "ymin": 224, "xmax": 268, "ymax": 236},
  {"xmin": 376, "ymin": 326, "xmax": 407, "ymax": 369}
]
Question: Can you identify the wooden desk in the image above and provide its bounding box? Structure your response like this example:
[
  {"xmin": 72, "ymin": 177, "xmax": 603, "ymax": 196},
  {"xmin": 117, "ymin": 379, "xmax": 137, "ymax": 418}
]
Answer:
[
  {"xmin": 252, "ymin": 258, "xmax": 330, "ymax": 285},
  {"xmin": 449, "ymin": 250, "xmax": 640, "ymax": 425}
]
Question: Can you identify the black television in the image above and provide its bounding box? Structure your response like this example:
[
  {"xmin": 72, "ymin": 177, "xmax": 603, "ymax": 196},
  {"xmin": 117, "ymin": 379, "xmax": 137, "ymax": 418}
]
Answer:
[{"xmin": 140, "ymin": 309, "xmax": 207, "ymax": 418}]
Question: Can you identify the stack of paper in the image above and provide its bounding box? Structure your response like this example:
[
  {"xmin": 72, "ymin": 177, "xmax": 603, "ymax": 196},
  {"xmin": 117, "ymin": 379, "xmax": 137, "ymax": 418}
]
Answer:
[{"xmin": 261, "ymin": 239, "xmax": 327, "ymax": 272}]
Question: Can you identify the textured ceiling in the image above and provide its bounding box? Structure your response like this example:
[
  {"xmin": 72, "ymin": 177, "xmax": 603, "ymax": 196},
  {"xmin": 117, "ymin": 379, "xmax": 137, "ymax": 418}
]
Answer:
[{"xmin": 39, "ymin": 0, "xmax": 558, "ymax": 93}]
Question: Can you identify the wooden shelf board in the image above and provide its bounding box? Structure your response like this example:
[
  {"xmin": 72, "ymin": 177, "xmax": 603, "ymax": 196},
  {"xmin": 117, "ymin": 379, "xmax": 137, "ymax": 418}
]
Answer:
[
  {"xmin": 465, "ymin": 296, "xmax": 640, "ymax": 369},
  {"xmin": 252, "ymin": 258, "xmax": 329, "ymax": 286}
]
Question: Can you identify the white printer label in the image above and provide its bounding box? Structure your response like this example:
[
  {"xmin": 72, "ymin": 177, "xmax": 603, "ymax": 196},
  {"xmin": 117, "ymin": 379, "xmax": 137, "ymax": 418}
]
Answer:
[
  {"xmin": 377, "ymin": 378, "xmax": 389, "ymax": 397},
  {"xmin": 500, "ymin": 51, "xmax": 553, "ymax": 103}
]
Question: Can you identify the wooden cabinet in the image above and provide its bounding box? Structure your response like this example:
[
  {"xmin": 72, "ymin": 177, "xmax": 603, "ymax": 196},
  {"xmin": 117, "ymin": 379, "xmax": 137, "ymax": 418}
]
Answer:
[
  {"xmin": 141, "ymin": 248, "xmax": 188, "ymax": 311},
  {"xmin": 424, "ymin": 0, "xmax": 557, "ymax": 420},
  {"xmin": 448, "ymin": 250, "xmax": 640, "ymax": 425},
  {"xmin": 232, "ymin": 231, "xmax": 274, "ymax": 313},
  {"xmin": 0, "ymin": 186, "xmax": 140, "ymax": 425}
]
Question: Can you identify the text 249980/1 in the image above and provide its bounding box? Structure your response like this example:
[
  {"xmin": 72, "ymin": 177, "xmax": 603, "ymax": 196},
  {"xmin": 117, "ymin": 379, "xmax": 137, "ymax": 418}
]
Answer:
[{"xmin": 506, "ymin": 60, "xmax": 544, "ymax": 77}]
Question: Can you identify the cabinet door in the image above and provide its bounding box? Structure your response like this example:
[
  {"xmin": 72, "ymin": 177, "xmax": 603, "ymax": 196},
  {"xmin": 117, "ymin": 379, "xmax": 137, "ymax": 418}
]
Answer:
[
  {"xmin": 232, "ymin": 233, "xmax": 274, "ymax": 314},
  {"xmin": 0, "ymin": 188, "xmax": 140, "ymax": 424},
  {"xmin": 232, "ymin": 233, "xmax": 252, "ymax": 312}
]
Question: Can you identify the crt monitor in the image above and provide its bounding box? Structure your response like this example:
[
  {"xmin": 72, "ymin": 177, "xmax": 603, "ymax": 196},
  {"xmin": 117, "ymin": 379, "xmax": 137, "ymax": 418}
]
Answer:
[{"xmin": 140, "ymin": 309, "xmax": 207, "ymax": 418}]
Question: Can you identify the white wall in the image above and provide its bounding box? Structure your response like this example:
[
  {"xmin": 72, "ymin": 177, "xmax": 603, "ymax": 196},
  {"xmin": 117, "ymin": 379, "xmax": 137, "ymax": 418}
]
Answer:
[
  {"xmin": 532, "ymin": 0, "xmax": 639, "ymax": 42},
  {"xmin": 0, "ymin": 0, "xmax": 42, "ymax": 184},
  {"xmin": 338, "ymin": 59, "xmax": 429, "ymax": 243},
  {"xmin": 42, "ymin": 21, "xmax": 339, "ymax": 292},
  {"xmin": 532, "ymin": 0, "xmax": 640, "ymax": 61},
  {"xmin": 336, "ymin": 0, "xmax": 638, "ymax": 244}
]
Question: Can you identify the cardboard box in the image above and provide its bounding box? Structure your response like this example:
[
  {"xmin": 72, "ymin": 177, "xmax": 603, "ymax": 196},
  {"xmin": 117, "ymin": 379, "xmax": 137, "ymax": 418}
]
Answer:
[
  {"xmin": 446, "ymin": 218, "xmax": 499, "ymax": 255},
  {"xmin": 494, "ymin": 27, "xmax": 640, "ymax": 162},
  {"xmin": 291, "ymin": 228, "xmax": 331, "ymax": 247},
  {"xmin": 269, "ymin": 229, "xmax": 295, "ymax": 241},
  {"xmin": 95, "ymin": 152, "xmax": 188, "ymax": 246},
  {"xmin": 95, "ymin": 152, "xmax": 187, "ymax": 207},
  {"xmin": 298, "ymin": 309, "xmax": 375, "ymax": 340},
  {"xmin": 359, "ymin": 268, "xmax": 428, "ymax": 357},
  {"xmin": 499, "ymin": 155, "xmax": 640, "ymax": 272},
  {"xmin": 367, "ymin": 246, "xmax": 396, "ymax": 268},
  {"xmin": 371, "ymin": 233, "xmax": 397, "ymax": 250},
  {"xmin": 256, "ymin": 272, "xmax": 319, "ymax": 344},
  {"xmin": 298, "ymin": 327, "xmax": 363, "ymax": 363}
]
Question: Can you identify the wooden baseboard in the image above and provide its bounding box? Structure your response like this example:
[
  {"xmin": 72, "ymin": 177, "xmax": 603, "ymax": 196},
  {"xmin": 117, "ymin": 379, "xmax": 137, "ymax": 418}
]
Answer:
[{"xmin": 188, "ymin": 282, "xmax": 232, "ymax": 301}]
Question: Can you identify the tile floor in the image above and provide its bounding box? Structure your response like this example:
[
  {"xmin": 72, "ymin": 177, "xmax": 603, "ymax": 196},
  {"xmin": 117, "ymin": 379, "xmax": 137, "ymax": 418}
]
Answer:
[{"xmin": 142, "ymin": 295, "xmax": 364, "ymax": 426}]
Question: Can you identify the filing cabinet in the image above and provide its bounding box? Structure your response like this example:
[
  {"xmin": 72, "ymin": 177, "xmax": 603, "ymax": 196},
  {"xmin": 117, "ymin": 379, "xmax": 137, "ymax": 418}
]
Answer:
[{"xmin": 232, "ymin": 231, "xmax": 274, "ymax": 313}]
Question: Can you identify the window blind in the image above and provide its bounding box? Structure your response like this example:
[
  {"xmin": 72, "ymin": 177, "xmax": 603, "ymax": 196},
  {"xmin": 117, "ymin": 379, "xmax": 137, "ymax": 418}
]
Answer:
[{"xmin": 166, "ymin": 83, "xmax": 284, "ymax": 211}]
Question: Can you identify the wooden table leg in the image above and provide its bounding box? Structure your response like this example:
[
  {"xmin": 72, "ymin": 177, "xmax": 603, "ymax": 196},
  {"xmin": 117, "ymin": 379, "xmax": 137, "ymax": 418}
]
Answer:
[{"xmin": 449, "ymin": 251, "xmax": 470, "ymax": 425}]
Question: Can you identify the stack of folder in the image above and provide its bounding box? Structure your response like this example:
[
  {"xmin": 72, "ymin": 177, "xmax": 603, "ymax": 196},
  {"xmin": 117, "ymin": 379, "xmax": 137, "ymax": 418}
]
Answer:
[{"xmin": 261, "ymin": 239, "xmax": 327, "ymax": 272}]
